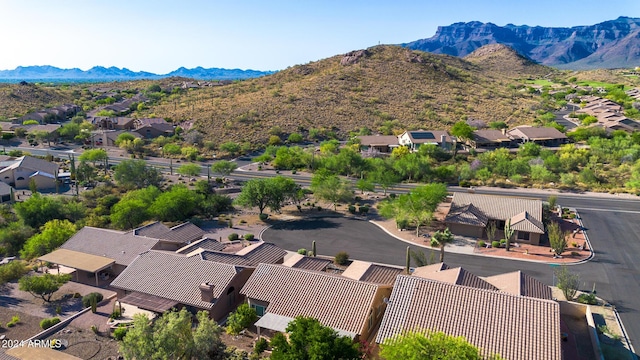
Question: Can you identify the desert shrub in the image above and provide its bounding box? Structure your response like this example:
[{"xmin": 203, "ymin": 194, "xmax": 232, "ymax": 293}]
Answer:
[
  {"xmin": 228, "ymin": 233, "xmax": 240, "ymax": 241},
  {"xmin": 259, "ymin": 213, "xmax": 268, "ymax": 221},
  {"xmin": 396, "ymin": 219, "xmax": 409, "ymax": 230},
  {"xmin": 500, "ymin": 239, "xmax": 507, "ymax": 245},
  {"xmin": 6, "ymin": 315, "xmax": 20, "ymax": 327},
  {"xmin": 82, "ymin": 292, "xmax": 104, "ymax": 308},
  {"xmin": 477, "ymin": 240, "xmax": 486, "ymax": 248},
  {"xmin": 576, "ymin": 293, "xmax": 598, "ymax": 305},
  {"xmin": 0, "ymin": 261, "xmax": 28, "ymax": 284},
  {"xmin": 243, "ymin": 233, "xmax": 255, "ymax": 241},
  {"xmin": 348, "ymin": 205, "xmax": 356, "ymax": 214},
  {"xmin": 359, "ymin": 206, "xmax": 370, "ymax": 214},
  {"xmin": 113, "ymin": 327, "xmax": 128, "ymax": 340},
  {"xmin": 297, "ymin": 248, "xmax": 307, "ymax": 255},
  {"xmin": 492, "ymin": 241, "xmax": 500, "ymax": 248},
  {"xmin": 335, "ymin": 252, "xmax": 349, "ymax": 265},
  {"xmin": 430, "ymin": 239, "xmax": 439, "ymax": 247},
  {"xmin": 40, "ymin": 317, "xmax": 61, "ymax": 330},
  {"xmin": 73, "ymin": 292, "xmax": 82, "ymax": 298},
  {"xmin": 254, "ymin": 337, "xmax": 268, "ymax": 354},
  {"xmin": 226, "ymin": 304, "xmax": 258, "ymax": 335},
  {"xmin": 110, "ymin": 309, "xmax": 121, "ymax": 319}
]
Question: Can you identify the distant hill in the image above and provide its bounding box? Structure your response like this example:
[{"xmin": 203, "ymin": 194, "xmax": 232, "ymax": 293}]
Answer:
[
  {"xmin": 0, "ymin": 65, "xmax": 274, "ymax": 82},
  {"xmin": 403, "ymin": 17, "xmax": 640, "ymax": 70},
  {"xmin": 139, "ymin": 45, "xmax": 552, "ymax": 143}
]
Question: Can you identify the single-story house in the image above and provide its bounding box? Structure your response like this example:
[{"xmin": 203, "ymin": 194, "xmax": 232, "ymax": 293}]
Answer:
[
  {"xmin": 467, "ymin": 129, "xmax": 515, "ymax": 150},
  {"xmin": 357, "ymin": 135, "xmax": 400, "ymax": 154},
  {"xmin": 0, "ymin": 155, "xmax": 60, "ymax": 190},
  {"xmin": 134, "ymin": 118, "xmax": 175, "ymax": 138},
  {"xmin": 445, "ymin": 193, "xmax": 545, "ymax": 244},
  {"xmin": 240, "ymin": 263, "xmax": 392, "ymax": 342},
  {"xmin": 98, "ymin": 130, "xmax": 143, "ymax": 147},
  {"xmin": 375, "ymin": 273, "xmax": 561, "ymax": 360},
  {"xmin": 39, "ymin": 226, "xmax": 160, "ymax": 286},
  {"xmin": 508, "ymin": 126, "xmax": 568, "ymax": 147},
  {"xmin": 398, "ymin": 130, "xmax": 453, "ymax": 151},
  {"xmin": 110, "ymin": 250, "xmax": 254, "ymax": 319}
]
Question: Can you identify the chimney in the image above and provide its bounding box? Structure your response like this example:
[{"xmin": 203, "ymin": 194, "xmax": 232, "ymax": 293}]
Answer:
[
  {"xmin": 440, "ymin": 134, "xmax": 446, "ymax": 148},
  {"xmin": 501, "ymin": 128, "xmax": 507, "ymax": 135},
  {"xmin": 199, "ymin": 282, "xmax": 215, "ymax": 302}
]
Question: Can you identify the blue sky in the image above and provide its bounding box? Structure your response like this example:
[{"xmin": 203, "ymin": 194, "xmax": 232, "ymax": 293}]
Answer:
[{"xmin": 1, "ymin": 0, "xmax": 638, "ymax": 73}]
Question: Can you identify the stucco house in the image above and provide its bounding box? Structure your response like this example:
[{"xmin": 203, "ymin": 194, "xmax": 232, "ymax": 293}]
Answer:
[
  {"xmin": 445, "ymin": 193, "xmax": 545, "ymax": 245},
  {"xmin": 0, "ymin": 156, "xmax": 59, "ymax": 190},
  {"xmin": 508, "ymin": 126, "xmax": 568, "ymax": 147},
  {"xmin": 398, "ymin": 130, "xmax": 453, "ymax": 151}
]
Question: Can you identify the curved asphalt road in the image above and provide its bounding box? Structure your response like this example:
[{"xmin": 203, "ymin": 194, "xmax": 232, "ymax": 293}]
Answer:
[{"xmin": 263, "ymin": 215, "xmax": 640, "ymax": 353}]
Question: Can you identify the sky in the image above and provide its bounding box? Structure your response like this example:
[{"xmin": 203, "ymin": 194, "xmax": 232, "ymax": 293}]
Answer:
[{"xmin": 1, "ymin": 0, "xmax": 639, "ymax": 73}]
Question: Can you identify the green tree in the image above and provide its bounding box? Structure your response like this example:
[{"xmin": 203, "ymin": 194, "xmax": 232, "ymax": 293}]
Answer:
[
  {"xmin": 310, "ymin": 171, "xmax": 353, "ymax": 210},
  {"xmin": 18, "ymin": 273, "xmax": 71, "ymax": 302},
  {"xmin": 431, "ymin": 228, "xmax": 455, "ymax": 262},
  {"xmin": 14, "ymin": 194, "xmax": 64, "ymax": 228},
  {"xmin": 555, "ymin": 265, "xmax": 579, "ymax": 301},
  {"xmin": 379, "ymin": 183, "xmax": 447, "ymax": 237},
  {"xmin": 181, "ymin": 146, "xmax": 199, "ymax": 161},
  {"xmin": 450, "ymin": 121, "xmax": 475, "ymax": 142},
  {"xmin": 287, "ymin": 132, "xmax": 303, "ymax": 143},
  {"xmin": 177, "ymin": 163, "xmax": 201, "ymax": 177},
  {"xmin": 0, "ymin": 222, "xmax": 35, "ymax": 257},
  {"xmin": 114, "ymin": 160, "xmax": 162, "ymax": 189},
  {"xmin": 79, "ymin": 148, "xmax": 108, "ymax": 169},
  {"xmin": 20, "ymin": 219, "xmax": 77, "ymax": 259},
  {"xmin": 211, "ymin": 160, "xmax": 238, "ymax": 176},
  {"xmin": 120, "ymin": 309, "xmax": 226, "ymax": 360},
  {"xmin": 548, "ymin": 222, "xmax": 568, "ymax": 256},
  {"xmin": 225, "ymin": 304, "xmax": 258, "ymax": 335},
  {"xmin": 114, "ymin": 132, "xmax": 136, "ymax": 146},
  {"xmin": 270, "ymin": 316, "xmax": 361, "ymax": 360},
  {"xmin": 149, "ymin": 185, "xmax": 199, "ymax": 222},
  {"xmin": 220, "ymin": 141, "xmax": 241, "ymax": 156},
  {"xmin": 163, "ymin": 143, "xmax": 181, "ymax": 156},
  {"xmin": 356, "ymin": 178, "xmax": 375, "ymax": 194},
  {"xmin": 110, "ymin": 187, "xmax": 160, "ymax": 229},
  {"xmin": 0, "ymin": 261, "xmax": 29, "ymax": 285},
  {"xmin": 380, "ymin": 330, "xmax": 501, "ymax": 360},
  {"xmin": 235, "ymin": 176, "xmax": 299, "ymax": 215},
  {"xmin": 59, "ymin": 122, "xmax": 81, "ymax": 140}
]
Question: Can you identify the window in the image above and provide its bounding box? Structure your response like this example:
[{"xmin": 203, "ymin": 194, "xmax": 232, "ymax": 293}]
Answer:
[
  {"xmin": 251, "ymin": 304, "xmax": 266, "ymax": 317},
  {"xmin": 518, "ymin": 232, "xmax": 530, "ymax": 241},
  {"xmin": 16, "ymin": 177, "xmax": 24, "ymax": 181}
]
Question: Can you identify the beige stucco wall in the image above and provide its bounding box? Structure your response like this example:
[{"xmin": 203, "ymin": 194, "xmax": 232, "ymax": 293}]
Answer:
[
  {"xmin": 210, "ymin": 268, "xmax": 255, "ymax": 321},
  {"xmin": 448, "ymin": 223, "xmax": 484, "ymax": 238}
]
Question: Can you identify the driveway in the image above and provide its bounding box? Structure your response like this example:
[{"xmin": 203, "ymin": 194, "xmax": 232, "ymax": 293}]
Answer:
[{"xmin": 263, "ymin": 214, "xmax": 640, "ymax": 352}]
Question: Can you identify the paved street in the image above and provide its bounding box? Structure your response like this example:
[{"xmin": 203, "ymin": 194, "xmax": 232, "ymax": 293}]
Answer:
[{"xmin": 263, "ymin": 211, "xmax": 640, "ymax": 353}]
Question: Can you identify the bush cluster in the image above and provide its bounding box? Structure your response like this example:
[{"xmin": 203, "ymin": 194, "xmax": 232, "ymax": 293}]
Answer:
[
  {"xmin": 82, "ymin": 292, "xmax": 104, "ymax": 308},
  {"xmin": 40, "ymin": 317, "xmax": 61, "ymax": 330}
]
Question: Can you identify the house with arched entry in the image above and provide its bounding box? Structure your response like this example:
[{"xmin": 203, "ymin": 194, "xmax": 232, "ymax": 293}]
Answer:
[{"xmin": 0, "ymin": 156, "xmax": 59, "ymax": 190}]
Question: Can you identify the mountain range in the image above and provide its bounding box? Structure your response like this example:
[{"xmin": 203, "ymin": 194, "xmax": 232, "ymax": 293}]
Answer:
[
  {"xmin": 0, "ymin": 65, "xmax": 274, "ymax": 82},
  {"xmin": 403, "ymin": 16, "xmax": 640, "ymax": 70}
]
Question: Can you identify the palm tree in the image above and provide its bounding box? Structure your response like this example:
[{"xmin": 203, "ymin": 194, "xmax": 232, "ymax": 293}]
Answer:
[{"xmin": 431, "ymin": 228, "xmax": 455, "ymax": 262}]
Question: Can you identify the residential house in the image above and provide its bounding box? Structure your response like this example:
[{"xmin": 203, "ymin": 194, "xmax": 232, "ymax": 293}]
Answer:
[
  {"xmin": 199, "ymin": 242, "xmax": 287, "ymax": 266},
  {"xmin": 507, "ymin": 126, "xmax": 568, "ymax": 147},
  {"xmin": 0, "ymin": 155, "xmax": 59, "ymax": 190},
  {"xmin": 39, "ymin": 227, "xmax": 160, "ymax": 286},
  {"xmin": 357, "ymin": 135, "xmax": 399, "ymax": 154},
  {"xmin": 397, "ymin": 130, "xmax": 453, "ymax": 151},
  {"xmin": 90, "ymin": 117, "xmax": 135, "ymax": 131},
  {"xmin": 134, "ymin": 221, "xmax": 206, "ymax": 251},
  {"xmin": 0, "ymin": 181, "xmax": 12, "ymax": 203},
  {"xmin": 18, "ymin": 111, "xmax": 49, "ymax": 124},
  {"xmin": 134, "ymin": 118, "xmax": 174, "ymax": 138},
  {"xmin": 240, "ymin": 263, "xmax": 392, "ymax": 342},
  {"xmin": 281, "ymin": 253, "xmax": 333, "ymax": 272},
  {"xmin": 110, "ymin": 250, "xmax": 254, "ymax": 319},
  {"xmin": 444, "ymin": 193, "xmax": 545, "ymax": 244},
  {"xmin": 99, "ymin": 130, "xmax": 143, "ymax": 147},
  {"xmin": 375, "ymin": 273, "xmax": 561, "ymax": 360},
  {"xmin": 467, "ymin": 129, "xmax": 515, "ymax": 150}
]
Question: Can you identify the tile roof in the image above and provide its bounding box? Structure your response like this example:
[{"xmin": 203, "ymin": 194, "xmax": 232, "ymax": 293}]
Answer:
[
  {"xmin": 282, "ymin": 253, "xmax": 332, "ymax": 272},
  {"xmin": 507, "ymin": 126, "xmax": 567, "ymax": 141},
  {"xmin": 412, "ymin": 267, "xmax": 497, "ymax": 290},
  {"xmin": 484, "ymin": 271, "xmax": 552, "ymax": 300},
  {"xmin": 200, "ymin": 242, "xmax": 286, "ymax": 266},
  {"xmin": 61, "ymin": 227, "xmax": 159, "ymax": 266},
  {"xmin": 444, "ymin": 203, "xmax": 488, "ymax": 227},
  {"xmin": 357, "ymin": 135, "xmax": 399, "ymax": 146},
  {"xmin": 446, "ymin": 193, "xmax": 543, "ymax": 234},
  {"xmin": 410, "ymin": 263, "xmax": 450, "ymax": 278},
  {"xmin": 176, "ymin": 238, "xmax": 227, "ymax": 255},
  {"xmin": 134, "ymin": 221, "xmax": 205, "ymax": 244},
  {"xmin": 376, "ymin": 275, "xmax": 561, "ymax": 360},
  {"xmin": 0, "ymin": 156, "xmax": 59, "ymax": 177},
  {"xmin": 241, "ymin": 263, "xmax": 384, "ymax": 335},
  {"xmin": 342, "ymin": 260, "xmax": 404, "ymax": 285},
  {"xmin": 510, "ymin": 211, "xmax": 545, "ymax": 234},
  {"xmin": 111, "ymin": 250, "xmax": 242, "ymax": 310},
  {"xmin": 472, "ymin": 129, "xmax": 512, "ymax": 143},
  {"xmin": 405, "ymin": 130, "xmax": 452, "ymax": 143}
]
